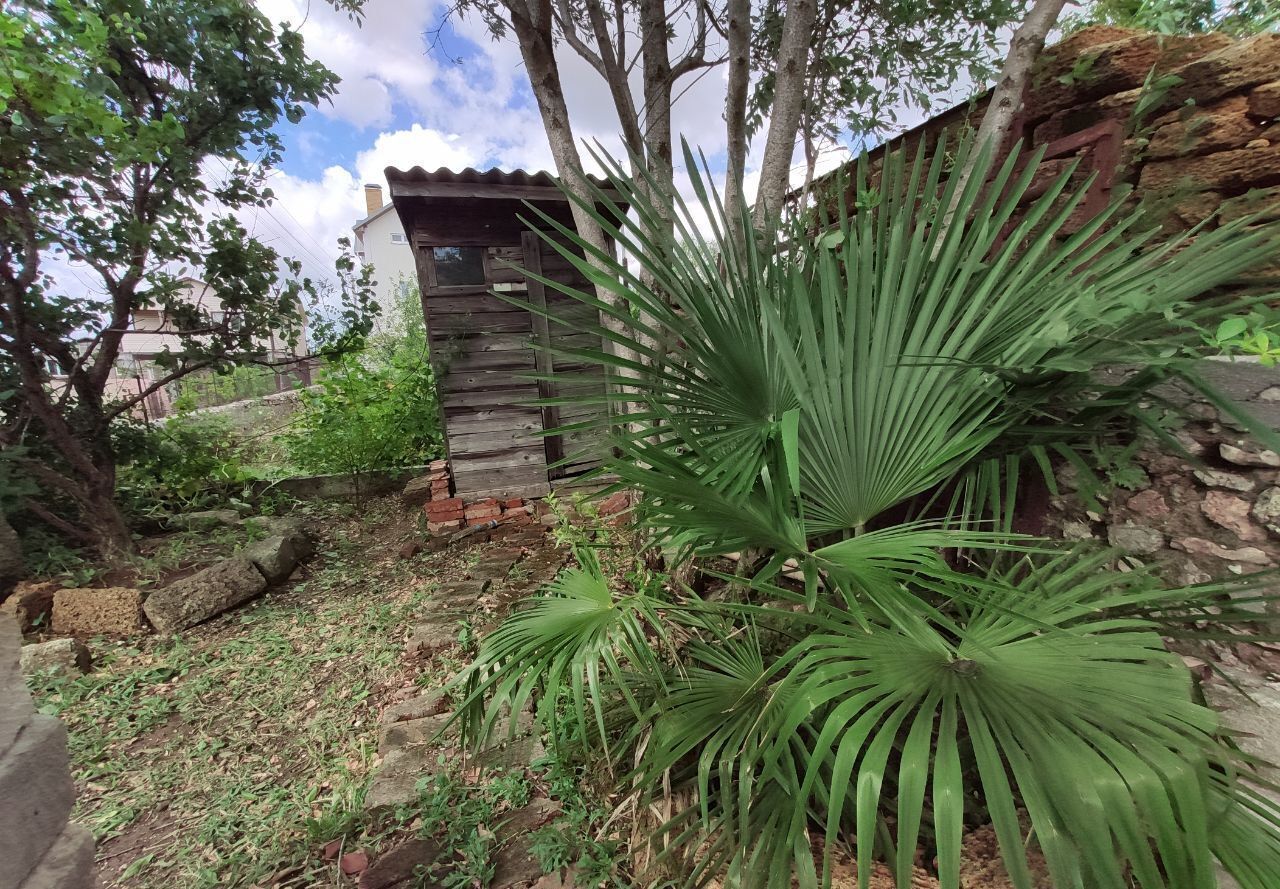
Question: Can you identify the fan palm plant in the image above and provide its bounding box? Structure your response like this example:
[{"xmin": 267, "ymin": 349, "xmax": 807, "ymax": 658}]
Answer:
[{"xmin": 452, "ymin": 135, "xmax": 1280, "ymax": 889}]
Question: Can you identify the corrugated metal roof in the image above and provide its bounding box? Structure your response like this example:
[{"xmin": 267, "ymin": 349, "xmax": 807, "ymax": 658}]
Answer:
[{"xmin": 384, "ymin": 166, "xmax": 616, "ymax": 191}]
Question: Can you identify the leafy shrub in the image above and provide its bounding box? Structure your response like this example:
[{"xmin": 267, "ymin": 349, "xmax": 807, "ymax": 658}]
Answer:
[
  {"xmin": 281, "ymin": 350, "xmax": 443, "ymax": 482},
  {"xmin": 113, "ymin": 413, "xmax": 258, "ymax": 521},
  {"xmin": 452, "ymin": 137, "xmax": 1280, "ymax": 889}
]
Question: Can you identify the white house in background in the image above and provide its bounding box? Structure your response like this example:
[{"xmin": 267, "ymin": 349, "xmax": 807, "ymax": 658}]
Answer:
[
  {"xmin": 49, "ymin": 278, "xmax": 307, "ymax": 420},
  {"xmin": 352, "ymin": 184, "xmax": 417, "ymax": 332}
]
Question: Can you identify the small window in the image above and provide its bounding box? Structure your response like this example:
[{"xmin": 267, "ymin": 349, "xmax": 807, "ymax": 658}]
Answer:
[
  {"xmin": 390, "ymin": 232, "xmax": 407, "ymax": 244},
  {"xmin": 431, "ymin": 246, "xmax": 486, "ymax": 287}
]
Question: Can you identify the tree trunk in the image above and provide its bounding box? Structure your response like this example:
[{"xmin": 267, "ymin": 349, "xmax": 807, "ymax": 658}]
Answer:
[
  {"xmin": 507, "ymin": 0, "xmax": 643, "ymax": 391},
  {"xmin": 946, "ymin": 0, "xmax": 1069, "ymax": 205},
  {"xmin": 723, "ymin": 0, "xmax": 751, "ymax": 247},
  {"xmin": 752, "ymin": 0, "xmax": 818, "ymax": 228}
]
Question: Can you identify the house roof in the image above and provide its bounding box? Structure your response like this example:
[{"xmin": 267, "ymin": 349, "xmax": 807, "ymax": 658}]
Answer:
[
  {"xmin": 352, "ymin": 201, "xmax": 399, "ymax": 233},
  {"xmin": 384, "ymin": 166, "xmax": 622, "ymax": 202},
  {"xmin": 384, "ymin": 166, "xmax": 628, "ymax": 248}
]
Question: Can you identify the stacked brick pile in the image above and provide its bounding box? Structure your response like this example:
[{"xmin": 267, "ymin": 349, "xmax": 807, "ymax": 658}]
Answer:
[
  {"xmin": 424, "ymin": 496, "xmax": 540, "ymax": 535},
  {"xmin": 407, "ymin": 461, "xmax": 547, "ymax": 535}
]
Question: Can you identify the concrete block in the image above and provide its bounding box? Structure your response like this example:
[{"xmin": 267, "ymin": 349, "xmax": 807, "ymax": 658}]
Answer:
[
  {"xmin": 1, "ymin": 616, "xmax": 34, "ymax": 758},
  {"xmin": 0, "ymin": 715, "xmax": 76, "ymax": 889},
  {"xmin": 16, "ymin": 821, "xmax": 96, "ymax": 889}
]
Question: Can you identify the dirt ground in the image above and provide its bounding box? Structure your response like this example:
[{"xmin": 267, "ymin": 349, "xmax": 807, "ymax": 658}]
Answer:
[{"xmin": 28, "ymin": 497, "xmax": 479, "ymax": 889}]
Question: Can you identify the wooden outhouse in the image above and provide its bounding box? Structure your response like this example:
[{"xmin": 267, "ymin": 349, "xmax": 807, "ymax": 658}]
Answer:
[{"xmin": 385, "ymin": 167, "xmax": 621, "ymax": 501}]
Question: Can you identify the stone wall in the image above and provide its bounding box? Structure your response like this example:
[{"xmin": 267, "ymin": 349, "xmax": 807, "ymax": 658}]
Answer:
[
  {"xmin": 0, "ymin": 616, "xmax": 96, "ymax": 889},
  {"xmin": 831, "ymin": 27, "xmax": 1280, "ymax": 258}
]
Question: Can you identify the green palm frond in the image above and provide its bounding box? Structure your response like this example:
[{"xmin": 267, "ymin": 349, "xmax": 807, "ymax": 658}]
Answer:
[
  {"xmin": 450, "ymin": 548, "xmax": 667, "ymax": 760},
  {"xmin": 518, "ymin": 134, "xmax": 1279, "ymax": 572},
  {"xmin": 456, "ymin": 131, "xmax": 1280, "ymax": 889}
]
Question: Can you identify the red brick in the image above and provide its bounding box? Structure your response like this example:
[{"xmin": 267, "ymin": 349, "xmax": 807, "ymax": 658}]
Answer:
[
  {"xmin": 506, "ymin": 511, "xmax": 533, "ymax": 525},
  {"xmin": 426, "ymin": 497, "xmax": 463, "ymax": 515},
  {"xmin": 428, "ymin": 520, "xmax": 462, "ymax": 534},
  {"xmin": 426, "ymin": 469, "xmax": 448, "ymax": 482},
  {"xmin": 429, "ymin": 459, "xmax": 448, "ymax": 471},
  {"xmin": 464, "ymin": 505, "xmax": 501, "ymax": 521},
  {"xmin": 502, "ymin": 498, "xmax": 524, "ymax": 509},
  {"xmin": 598, "ymin": 491, "xmax": 631, "ymax": 516},
  {"xmin": 467, "ymin": 516, "xmax": 500, "ymax": 528}
]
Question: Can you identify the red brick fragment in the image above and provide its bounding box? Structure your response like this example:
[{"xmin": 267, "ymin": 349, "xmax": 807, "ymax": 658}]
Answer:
[
  {"xmin": 503, "ymin": 498, "xmax": 525, "ymax": 509},
  {"xmin": 426, "ymin": 497, "xmax": 463, "ymax": 515}
]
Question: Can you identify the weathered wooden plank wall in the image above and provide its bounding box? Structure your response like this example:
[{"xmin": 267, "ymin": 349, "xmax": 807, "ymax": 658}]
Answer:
[{"xmin": 419, "ymin": 234, "xmax": 609, "ymax": 501}]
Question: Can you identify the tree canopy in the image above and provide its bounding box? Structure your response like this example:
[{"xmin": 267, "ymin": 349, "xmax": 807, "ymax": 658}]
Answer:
[{"xmin": 0, "ymin": 0, "xmax": 373, "ymax": 552}]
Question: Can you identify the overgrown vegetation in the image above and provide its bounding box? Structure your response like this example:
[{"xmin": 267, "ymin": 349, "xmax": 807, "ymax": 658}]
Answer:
[
  {"xmin": 454, "ymin": 136, "xmax": 1280, "ymax": 889},
  {"xmin": 282, "ymin": 282, "xmax": 443, "ymax": 484},
  {"xmin": 27, "ymin": 502, "xmax": 436, "ymax": 888},
  {"xmin": 0, "ymin": 0, "xmax": 376, "ymax": 553}
]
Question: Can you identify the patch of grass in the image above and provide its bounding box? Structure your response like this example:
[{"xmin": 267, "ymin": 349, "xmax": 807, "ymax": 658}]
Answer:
[{"xmin": 28, "ymin": 500, "xmax": 455, "ymax": 889}]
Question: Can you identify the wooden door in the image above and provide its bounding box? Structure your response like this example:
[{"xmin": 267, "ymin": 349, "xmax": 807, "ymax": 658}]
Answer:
[
  {"xmin": 421, "ymin": 245, "xmax": 552, "ymax": 501},
  {"xmin": 518, "ymin": 231, "xmax": 610, "ymax": 481}
]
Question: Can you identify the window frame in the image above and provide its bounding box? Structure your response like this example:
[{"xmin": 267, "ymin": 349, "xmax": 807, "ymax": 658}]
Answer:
[{"xmin": 424, "ymin": 245, "xmax": 490, "ymax": 291}]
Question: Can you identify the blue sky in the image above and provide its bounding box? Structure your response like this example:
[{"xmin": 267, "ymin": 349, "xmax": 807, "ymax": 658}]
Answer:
[{"xmin": 245, "ymin": 0, "xmax": 993, "ymax": 289}]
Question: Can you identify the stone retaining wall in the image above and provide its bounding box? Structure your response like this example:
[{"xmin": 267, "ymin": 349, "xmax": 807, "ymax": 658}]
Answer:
[
  {"xmin": 0, "ymin": 616, "xmax": 95, "ymax": 889},
  {"xmin": 825, "ymin": 26, "xmax": 1280, "ymax": 262}
]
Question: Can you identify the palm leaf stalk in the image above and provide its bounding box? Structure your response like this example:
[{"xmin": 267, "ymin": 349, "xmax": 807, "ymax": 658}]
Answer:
[{"xmin": 450, "ymin": 132, "xmax": 1280, "ymax": 889}]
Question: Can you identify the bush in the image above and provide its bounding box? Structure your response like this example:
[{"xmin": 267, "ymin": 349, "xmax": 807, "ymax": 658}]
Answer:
[
  {"xmin": 113, "ymin": 413, "xmax": 258, "ymax": 522},
  {"xmin": 281, "ymin": 344, "xmax": 443, "ymax": 484},
  {"xmin": 453, "ymin": 137, "xmax": 1280, "ymax": 889}
]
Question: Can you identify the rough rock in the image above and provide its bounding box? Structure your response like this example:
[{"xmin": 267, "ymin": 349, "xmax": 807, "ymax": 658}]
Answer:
[
  {"xmin": 490, "ymin": 799, "xmax": 562, "ymax": 889},
  {"xmin": 406, "ymin": 623, "xmax": 457, "ymax": 658},
  {"xmin": 0, "ymin": 581, "xmax": 58, "ymax": 633},
  {"xmin": 1139, "ymin": 140, "xmax": 1280, "ymax": 194},
  {"xmin": 1125, "ymin": 489, "xmax": 1169, "ymax": 519},
  {"xmin": 1147, "ymin": 96, "xmax": 1269, "ymax": 160},
  {"xmin": 358, "ymin": 837, "xmax": 443, "ymax": 889},
  {"xmin": 1180, "ymin": 560, "xmax": 1212, "ymax": 586},
  {"xmin": 1193, "ymin": 468, "xmax": 1255, "ymax": 492},
  {"xmin": 1253, "ymin": 486, "xmax": 1280, "ymax": 535},
  {"xmin": 1160, "ymin": 32, "xmax": 1280, "ymax": 110},
  {"xmin": 1221, "ymin": 186, "xmax": 1280, "ymax": 225},
  {"xmin": 19, "ymin": 638, "xmax": 91, "ymax": 678},
  {"xmin": 0, "ymin": 715, "xmax": 79, "ymax": 889},
  {"xmin": 15, "ymin": 820, "xmax": 97, "ymax": 889},
  {"xmin": 1201, "ymin": 492, "xmax": 1266, "ymax": 542},
  {"xmin": 378, "ymin": 713, "xmax": 451, "ymax": 752},
  {"xmin": 2, "ymin": 615, "xmax": 33, "ymax": 753},
  {"xmin": 1172, "ymin": 537, "xmax": 1274, "ymax": 566},
  {"xmin": 142, "ymin": 557, "xmax": 267, "ymax": 633},
  {"xmin": 381, "ymin": 689, "xmax": 450, "ymax": 725},
  {"xmin": 244, "ymin": 534, "xmax": 306, "ymax": 584},
  {"xmin": 52, "ymin": 587, "xmax": 145, "ymax": 636},
  {"xmin": 1107, "ymin": 523, "xmax": 1165, "ymax": 554},
  {"xmin": 1061, "ymin": 520, "xmax": 1094, "ymax": 541},
  {"xmin": 364, "ymin": 743, "xmax": 448, "ymax": 811},
  {"xmin": 1220, "ymin": 442, "xmax": 1280, "ymax": 468},
  {"xmin": 0, "ymin": 512, "xmax": 23, "ymax": 599},
  {"xmin": 1251, "ymin": 80, "xmax": 1280, "ymax": 118},
  {"xmin": 166, "ymin": 509, "xmax": 240, "ymax": 531},
  {"xmin": 1034, "ymin": 32, "xmax": 1230, "ymax": 117},
  {"xmin": 1205, "ymin": 667, "xmax": 1280, "ymax": 772},
  {"xmin": 397, "ymin": 541, "xmax": 422, "ymax": 560}
]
